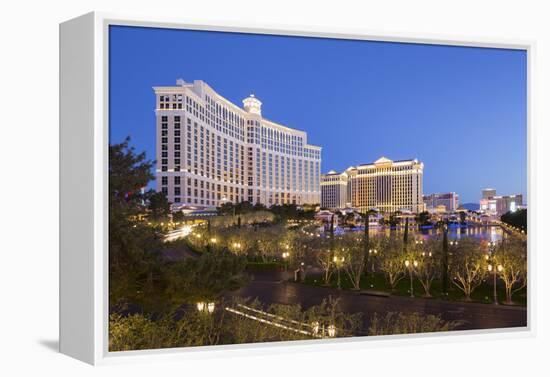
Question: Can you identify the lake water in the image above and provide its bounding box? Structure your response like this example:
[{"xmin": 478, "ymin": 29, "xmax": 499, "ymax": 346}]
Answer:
[{"xmin": 341, "ymin": 225, "xmax": 504, "ymax": 242}]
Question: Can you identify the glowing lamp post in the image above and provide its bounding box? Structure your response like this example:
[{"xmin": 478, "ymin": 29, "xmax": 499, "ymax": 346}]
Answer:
[
  {"xmin": 486, "ymin": 241, "xmax": 499, "ymax": 305},
  {"xmin": 405, "ymin": 259, "xmax": 418, "ymax": 297},
  {"xmin": 311, "ymin": 321, "xmax": 320, "ymax": 336},
  {"xmin": 311, "ymin": 321, "xmax": 336, "ymax": 338},
  {"xmin": 196, "ymin": 301, "xmax": 215, "ymax": 314},
  {"xmin": 232, "ymin": 242, "xmax": 242, "ymax": 253},
  {"xmin": 333, "ymin": 255, "xmax": 345, "ymax": 289},
  {"xmin": 369, "ymin": 248, "xmax": 378, "ymax": 273},
  {"xmin": 282, "ymin": 251, "xmax": 290, "ymax": 271},
  {"xmin": 327, "ymin": 324, "xmax": 336, "ymax": 338}
]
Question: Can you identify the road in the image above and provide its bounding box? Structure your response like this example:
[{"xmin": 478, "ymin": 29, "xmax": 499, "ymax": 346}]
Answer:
[{"xmin": 225, "ymin": 271, "xmax": 527, "ymax": 334}]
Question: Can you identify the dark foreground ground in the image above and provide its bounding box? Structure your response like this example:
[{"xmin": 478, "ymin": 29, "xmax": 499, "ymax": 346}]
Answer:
[{"xmin": 225, "ymin": 271, "xmax": 527, "ymax": 335}]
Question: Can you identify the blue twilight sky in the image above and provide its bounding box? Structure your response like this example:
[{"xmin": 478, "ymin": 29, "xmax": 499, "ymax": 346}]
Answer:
[{"xmin": 109, "ymin": 26, "xmax": 527, "ymax": 204}]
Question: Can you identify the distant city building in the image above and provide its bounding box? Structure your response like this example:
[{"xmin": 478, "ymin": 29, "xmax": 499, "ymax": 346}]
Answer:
[
  {"xmin": 482, "ymin": 188, "xmax": 497, "ymax": 199},
  {"xmin": 320, "ymin": 170, "xmax": 350, "ymax": 210},
  {"xmin": 154, "ymin": 79, "xmax": 321, "ymax": 208},
  {"xmin": 321, "ymin": 157, "xmax": 424, "ymax": 213},
  {"xmin": 314, "ymin": 209, "xmax": 338, "ymax": 225},
  {"xmin": 479, "ymin": 189, "xmax": 523, "ymax": 216},
  {"xmin": 423, "ymin": 192, "xmax": 459, "ymax": 213}
]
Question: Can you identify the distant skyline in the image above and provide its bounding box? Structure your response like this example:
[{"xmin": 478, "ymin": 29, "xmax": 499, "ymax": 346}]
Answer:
[{"xmin": 109, "ymin": 26, "xmax": 527, "ymax": 204}]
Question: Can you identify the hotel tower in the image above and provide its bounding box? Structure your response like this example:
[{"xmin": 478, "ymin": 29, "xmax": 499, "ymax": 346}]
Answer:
[
  {"xmin": 321, "ymin": 157, "xmax": 424, "ymax": 213},
  {"xmin": 154, "ymin": 79, "xmax": 321, "ymax": 208}
]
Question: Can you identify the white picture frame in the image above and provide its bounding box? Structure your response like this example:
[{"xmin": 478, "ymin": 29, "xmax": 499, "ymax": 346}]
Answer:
[{"xmin": 59, "ymin": 11, "xmax": 535, "ymax": 365}]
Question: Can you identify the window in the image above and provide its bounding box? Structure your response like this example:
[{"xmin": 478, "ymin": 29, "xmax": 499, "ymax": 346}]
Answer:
[{"xmin": 161, "ymin": 176, "xmax": 168, "ymax": 185}]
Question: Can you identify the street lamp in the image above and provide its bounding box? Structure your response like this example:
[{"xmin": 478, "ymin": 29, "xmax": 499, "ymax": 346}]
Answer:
[
  {"xmin": 327, "ymin": 324, "xmax": 336, "ymax": 338},
  {"xmin": 405, "ymin": 259, "xmax": 418, "ymax": 297},
  {"xmin": 196, "ymin": 301, "xmax": 215, "ymax": 314},
  {"xmin": 333, "ymin": 255, "xmax": 345, "ymax": 289},
  {"xmin": 311, "ymin": 321, "xmax": 337, "ymax": 338},
  {"xmin": 487, "ymin": 264, "xmax": 498, "ymax": 305},
  {"xmin": 311, "ymin": 321, "xmax": 320, "ymax": 335},
  {"xmin": 282, "ymin": 251, "xmax": 290, "ymax": 271},
  {"xmin": 369, "ymin": 248, "xmax": 378, "ymax": 273},
  {"xmin": 486, "ymin": 241, "xmax": 500, "ymax": 305}
]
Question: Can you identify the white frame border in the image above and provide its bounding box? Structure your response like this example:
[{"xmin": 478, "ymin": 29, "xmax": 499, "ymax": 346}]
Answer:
[{"xmin": 62, "ymin": 11, "xmax": 536, "ymax": 365}]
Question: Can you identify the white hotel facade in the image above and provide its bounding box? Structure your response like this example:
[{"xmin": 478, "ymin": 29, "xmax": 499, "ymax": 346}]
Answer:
[
  {"xmin": 321, "ymin": 157, "xmax": 424, "ymax": 213},
  {"xmin": 154, "ymin": 79, "xmax": 321, "ymax": 208}
]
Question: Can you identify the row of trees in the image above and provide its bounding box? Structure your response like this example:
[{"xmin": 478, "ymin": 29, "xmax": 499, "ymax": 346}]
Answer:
[
  {"xmin": 187, "ymin": 213, "xmax": 527, "ymax": 303},
  {"xmin": 322, "ymin": 230, "xmax": 526, "ymax": 303},
  {"xmin": 217, "ymin": 201, "xmax": 316, "ymax": 221}
]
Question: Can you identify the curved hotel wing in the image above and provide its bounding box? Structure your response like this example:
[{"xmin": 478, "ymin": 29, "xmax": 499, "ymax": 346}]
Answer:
[
  {"xmin": 154, "ymin": 79, "xmax": 321, "ymax": 208},
  {"xmin": 321, "ymin": 157, "xmax": 424, "ymax": 213}
]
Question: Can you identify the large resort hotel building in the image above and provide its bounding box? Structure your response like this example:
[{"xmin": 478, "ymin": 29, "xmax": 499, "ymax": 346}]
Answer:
[
  {"xmin": 154, "ymin": 79, "xmax": 321, "ymax": 208},
  {"xmin": 321, "ymin": 157, "xmax": 424, "ymax": 213}
]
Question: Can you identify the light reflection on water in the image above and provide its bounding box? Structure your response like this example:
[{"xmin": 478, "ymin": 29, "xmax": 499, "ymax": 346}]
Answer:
[{"xmin": 347, "ymin": 225, "xmax": 503, "ymax": 242}]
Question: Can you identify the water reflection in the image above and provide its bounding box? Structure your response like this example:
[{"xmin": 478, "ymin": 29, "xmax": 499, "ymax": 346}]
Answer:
[{"xmin": 347, "ymin": 225, "xmax": 503, "ymax": 243}]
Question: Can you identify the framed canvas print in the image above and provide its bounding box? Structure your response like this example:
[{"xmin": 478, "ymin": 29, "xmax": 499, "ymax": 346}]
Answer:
[{"xmin": 60, "ymin": 12, "xmax": 533, "ymax": 365}]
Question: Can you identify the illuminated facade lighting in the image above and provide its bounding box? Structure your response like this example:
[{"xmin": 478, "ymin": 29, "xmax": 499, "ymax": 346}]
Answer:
[
  {"xmin": 321, "ymin": 157, "xmax": 424, "ymax": 213},
  {"xmin": 154, "ymin": 79, "xmax": 321, "ymax": 207}
]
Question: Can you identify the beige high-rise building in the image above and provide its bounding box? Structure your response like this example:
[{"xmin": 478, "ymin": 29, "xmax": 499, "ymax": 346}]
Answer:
[
  {"xmin": 320, "ymin": 170, "xmax": 350, "ymax": 210},
  {"xmin": 321, "ymin": 157, "xmax": 424, "ymax": 213},
  {"xmin": 153, "ymin": 79, "xmax": 321, "ymax": 208}
]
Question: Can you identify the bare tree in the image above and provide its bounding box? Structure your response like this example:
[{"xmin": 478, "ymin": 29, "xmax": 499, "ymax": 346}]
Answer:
[
  {"xmin": 412, "ymin": 239, "xmax": 440, "ymax": 297},
  {"xmin": 379, "ymin": 237, "xmax": 406, "ymax": 291},
  {"xmin": 340, "ymin": 234, "xmax": 365, "ymax": 290},
  {"xmin": 255, "ymin": 226, "xmax": 285, "ymax": 262},
  {"xmin": 449, "ymin": 238, "xmax": 487, "ymax": 300},
  {"xmin": 317, "ymin": 249, "xmax": 334, "ymax": 285},
  {"xmin": 495, "ymin": 236, "xmax": 527, "ymax": 304}
]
